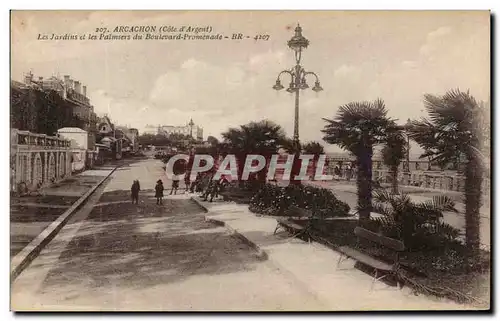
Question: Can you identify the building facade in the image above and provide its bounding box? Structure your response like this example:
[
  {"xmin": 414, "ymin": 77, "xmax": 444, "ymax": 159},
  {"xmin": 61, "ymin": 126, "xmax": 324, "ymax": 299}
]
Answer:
[
  {"xmin": 11, "ymin": 72, "xmax": 98, "ymax": 150},
  {"xmin": 96, "ymin": 115, "xmax": 122, "ymax": 159},
  {"xmin": 11, "ymin": 129, "xmax": 72, "ymax": 193},
  {"xmin": 141, "ymin": 124, "xmax": 159, "ymax": 135},
  {"xmin": 157, "ymin": 119, "xmax": 203, "ymax": 141},
  {"xmin": 116, "ymin": 126, "xmax": 140, "ymax": 153}
]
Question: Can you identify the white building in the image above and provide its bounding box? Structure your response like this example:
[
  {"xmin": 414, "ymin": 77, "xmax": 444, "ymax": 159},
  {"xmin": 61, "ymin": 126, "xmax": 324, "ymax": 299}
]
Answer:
[
  {"xmin": 57, "ymin": 127, "xmax": 89, "ymax": 172},
  {"xmin": 141, "ymin": 124, "xmax": 159, "ymax": 135},
  {"xmin": 155, "ymin": 119, "xmax": 203, "ymax": 141}
]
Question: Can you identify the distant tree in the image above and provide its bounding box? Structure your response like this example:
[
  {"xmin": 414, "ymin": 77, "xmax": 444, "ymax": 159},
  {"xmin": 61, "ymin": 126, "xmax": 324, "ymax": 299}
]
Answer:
[
  {"xmin": 138, "ymin": 133, "xmax": 171, "ymax": 147},
  {"xmin": 207, "ymin": 135, "xmax": 219, "ymax": 147},
  {"xmin": 169, "ymin": 133, "xmax": 191, "ymax": 141},
  {"xmin": 381, "ymin": 127, "xmax": 407, "ymax": 194},
  {"xmin": 302, "ymin": 141, "xmax": 325, "ymax": 178}
]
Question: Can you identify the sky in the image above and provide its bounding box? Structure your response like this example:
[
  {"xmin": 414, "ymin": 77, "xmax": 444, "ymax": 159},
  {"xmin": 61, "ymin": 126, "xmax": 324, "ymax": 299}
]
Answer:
[{"xmin": 11, "ymin": 11, "xmax": 490, "ymax": 154}]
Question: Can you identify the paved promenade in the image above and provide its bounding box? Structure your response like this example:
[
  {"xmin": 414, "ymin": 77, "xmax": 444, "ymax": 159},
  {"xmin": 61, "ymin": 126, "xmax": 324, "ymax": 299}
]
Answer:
[
  {"xmin": 11, "ymin": 159, "xmax": 327, "ymax": 311},
  {"xmin": 195, "ymin": 197, "xmax": 478, "ymax": 311}
]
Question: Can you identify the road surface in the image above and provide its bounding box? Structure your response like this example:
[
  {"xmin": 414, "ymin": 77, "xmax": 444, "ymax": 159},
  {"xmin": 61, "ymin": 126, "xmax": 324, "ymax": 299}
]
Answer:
[{"xmin": 11, "ymin": 158, "xmax": 328, "ymax": 311}]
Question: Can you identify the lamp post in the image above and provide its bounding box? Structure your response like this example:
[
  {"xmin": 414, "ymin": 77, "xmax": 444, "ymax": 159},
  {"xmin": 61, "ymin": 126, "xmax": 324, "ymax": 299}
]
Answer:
[
  {"xmin": 273, "ymin": 24, "xmax": 323, "ymax": 183},
  {"xmin": 273, "ymin": 24, "xmax": 323, "ymax": 150},
  {"xmin": 188, "ymin": 118, "xmax": 195, "ymax": 139}
]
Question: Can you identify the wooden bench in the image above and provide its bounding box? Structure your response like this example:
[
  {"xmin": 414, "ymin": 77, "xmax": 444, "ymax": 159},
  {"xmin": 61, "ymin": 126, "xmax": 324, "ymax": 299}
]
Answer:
[
  {"xmin": 273, "ymin": 205, "xmax": 315, "ymax": 242},
  {"xmin": 337, "ymin": 227, "xmax": 405, "ymax": 290}
]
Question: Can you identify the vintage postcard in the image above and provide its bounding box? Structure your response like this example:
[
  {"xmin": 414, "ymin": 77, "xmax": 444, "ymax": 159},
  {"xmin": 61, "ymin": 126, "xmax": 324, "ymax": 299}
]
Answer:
[{"xmin": 10, "ymin": 10, "xmax": 491, "ymax": 311}]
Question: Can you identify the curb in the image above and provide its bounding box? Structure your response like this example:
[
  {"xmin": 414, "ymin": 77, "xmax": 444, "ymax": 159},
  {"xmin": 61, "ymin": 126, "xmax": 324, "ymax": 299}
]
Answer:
[
  {"xmin": 190, "ymin": 197, "xmax": 268, "ymax": 261},
  {"xmin": 10, "ymin": 165, "xmax": 120, "ymax": 281}
]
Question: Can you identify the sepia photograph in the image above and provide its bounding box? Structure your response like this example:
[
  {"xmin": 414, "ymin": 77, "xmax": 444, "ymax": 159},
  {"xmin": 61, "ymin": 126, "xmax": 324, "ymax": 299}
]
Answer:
[{"xmin": 9, "ymin": 10, "xmax": 491, "ymax": 311}]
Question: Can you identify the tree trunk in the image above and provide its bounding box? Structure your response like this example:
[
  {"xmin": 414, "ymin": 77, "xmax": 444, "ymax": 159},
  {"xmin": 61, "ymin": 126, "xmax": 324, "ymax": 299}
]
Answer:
[
  {"xmin": 257, "ymin": 155, "xmax": 270, "ymax": 184},
  {"xmin": 236, "ymin": 153, "xmax": 246, "ymax": 188},
  {"xmin": 464, "ymin": 153, "xmax": 482, "ymax": 266},
  {"xmin": 311, "ymin": 155, "xmax": 319, "ymax": 180},
  {"xmin": 290, "ymin": 153, "xmax": 302, "ymax": 185},
  {"xmin": 357, "ymin": 148, "xmax": 373, "ymax": 223},
  {"xmin": 391, "ymin": 165, "xmax": 399, "ymax": 195}
]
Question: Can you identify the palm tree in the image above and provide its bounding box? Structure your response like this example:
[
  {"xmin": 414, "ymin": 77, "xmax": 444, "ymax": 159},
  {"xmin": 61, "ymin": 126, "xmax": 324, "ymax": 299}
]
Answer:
[
  {"xmin": 221, "ymin": 120, "xmax": 287, "ymax": 184},
  {"xmin": 302, "ymin": 141, "xmax": 325, "ymax": 179},
  {"xmin": 322, "ymin": 99, "xmax": 394, "ymax": 222},
  {"xmin": 407, "ymin": 89, "xmax": 487, "ymax": 259},
  {"xmin": 381, "ymin": 127, "xmax": 407, "ymax": 194}
]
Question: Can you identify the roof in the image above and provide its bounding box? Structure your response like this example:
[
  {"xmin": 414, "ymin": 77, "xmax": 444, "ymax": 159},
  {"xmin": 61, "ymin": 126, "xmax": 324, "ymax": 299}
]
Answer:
[
  {"xmin": 57, "ymin": 127, "xmax": 87, "ymax": 133},
  {"xmin": 101, "ymin": 136, "xmax": 117, "ymax": 142},
  {"xmin": 95, "ymin": 143, "xmax": 112, "ymax": 150}
]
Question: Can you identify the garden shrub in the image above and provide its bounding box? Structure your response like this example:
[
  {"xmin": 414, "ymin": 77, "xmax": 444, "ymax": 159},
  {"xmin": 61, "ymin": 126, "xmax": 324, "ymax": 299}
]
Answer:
[{"xmin": 249, "ymin": 183, "xmax": 350, "ymax": 218}]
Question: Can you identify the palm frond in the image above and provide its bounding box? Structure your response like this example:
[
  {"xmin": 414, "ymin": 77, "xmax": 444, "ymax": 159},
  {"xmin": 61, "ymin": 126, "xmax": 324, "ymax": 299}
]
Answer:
[
  {"xmin": 430, "ymin": 195, "xmax": 458, "ymax": 213},
  {"xmin": 322, "ymin": 99, "xmax": 394, "ymax": 154},
  {"xmin": 373, "ymin": 188, "xmax": 393, "ymax": 204},
  {"xmin": 436, "ymin": 222, "xmax": 461, "ymax": 240},
  {"xmin": 371, "ymin": 202, "xmax": 394, "ymax": 217}
]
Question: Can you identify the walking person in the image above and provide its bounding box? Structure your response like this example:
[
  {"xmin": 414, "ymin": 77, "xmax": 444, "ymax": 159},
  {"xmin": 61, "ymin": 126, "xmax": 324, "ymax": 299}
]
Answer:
[
  {"xmin": 155, "ymin": 179, "xmax": 164, "ymax": 205},
  {"xmin": 131, "ymin": 180, "xmax": 141, "ymax": 204},
  {"xmin": 334, "ymin": 165, "xmax": 341, "ymax": 181},
  {"xmin": 346, "ymin": 164, "xmax": 352, "ymax": 181},
  {"xmin": 184, "ymin": 172, "xmax": 191, "ymax": 193},
  {"xmin": 170, "ymin": 174, "xmax": 180, "ymax": 195}
]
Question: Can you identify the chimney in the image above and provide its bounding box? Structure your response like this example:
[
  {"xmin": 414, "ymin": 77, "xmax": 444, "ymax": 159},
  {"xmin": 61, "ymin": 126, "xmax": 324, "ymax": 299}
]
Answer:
[
  {"xmin": 82, "ymin": 85, "xmax": 87, "ymax": 97},
  {"xmin": 74, "ymin": 81, "xmax": 81, "ymax": 94}
]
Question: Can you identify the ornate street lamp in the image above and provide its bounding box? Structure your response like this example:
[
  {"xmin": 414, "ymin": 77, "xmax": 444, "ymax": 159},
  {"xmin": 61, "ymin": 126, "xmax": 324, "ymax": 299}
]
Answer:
[
  {"xmin": 273, "ymin": 24, "xmax": 323, "ymax": 150},
  {"xmin": 273, "ymin": 24, "xmax": 322, "ymax": 184}
]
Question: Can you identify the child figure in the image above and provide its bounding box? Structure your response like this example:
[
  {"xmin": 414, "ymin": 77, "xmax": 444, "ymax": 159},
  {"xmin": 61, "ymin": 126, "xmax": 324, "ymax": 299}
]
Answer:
[
  {"xmin": 131, "ymin": 180, "xmax": 141, "ymax": 204},
  {"xmin": 155, "ymin": 179, "xmax": 164, "ymax": 205},
  {"xmin": 170, "ymin": 174, "xmax": 180, "ymax": 195}
]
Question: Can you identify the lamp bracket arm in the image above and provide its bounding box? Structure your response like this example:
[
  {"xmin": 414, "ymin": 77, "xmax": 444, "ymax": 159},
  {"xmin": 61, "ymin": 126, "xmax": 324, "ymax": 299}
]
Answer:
[
  {"xmin": 303, "ymin": 71, "xmax": 320, "ymax": 82},
  {"xmin": 277, "ymin": 70, "xmax": 294, "ymax": 81}
]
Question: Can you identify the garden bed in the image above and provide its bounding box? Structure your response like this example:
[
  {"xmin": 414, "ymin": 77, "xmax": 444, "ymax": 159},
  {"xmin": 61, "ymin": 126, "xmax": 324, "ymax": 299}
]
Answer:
[
  {"xmin": 249, "ymin": 183, "xmax": 350, "ymax": 218},
  {"xmin": 295, "ymin": 219, "xmax": 490, "ymax": 307}
]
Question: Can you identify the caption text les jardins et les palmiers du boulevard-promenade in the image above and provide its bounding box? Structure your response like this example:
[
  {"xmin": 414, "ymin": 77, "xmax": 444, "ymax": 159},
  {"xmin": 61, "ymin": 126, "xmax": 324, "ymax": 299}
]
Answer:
[{"xmin": 38, "ymin": 25, "xmax": 215, "ymax": 41}]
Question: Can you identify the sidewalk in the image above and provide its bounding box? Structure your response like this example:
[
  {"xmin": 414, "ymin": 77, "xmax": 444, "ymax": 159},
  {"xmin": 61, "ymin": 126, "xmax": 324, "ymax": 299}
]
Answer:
[
  {"xmin": 11, "ymin": 164, "xmax": 117, "ymax": 259},
  {"xmin": 192, "ymin": 196, "xmax": 477, "ymax": 311}
]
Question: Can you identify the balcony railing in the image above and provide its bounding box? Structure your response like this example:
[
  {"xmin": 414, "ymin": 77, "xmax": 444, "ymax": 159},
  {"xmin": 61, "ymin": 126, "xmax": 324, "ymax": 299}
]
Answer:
[{"xmin": 11, "ymin": 129, "xmax": 71, "ymax": 148}]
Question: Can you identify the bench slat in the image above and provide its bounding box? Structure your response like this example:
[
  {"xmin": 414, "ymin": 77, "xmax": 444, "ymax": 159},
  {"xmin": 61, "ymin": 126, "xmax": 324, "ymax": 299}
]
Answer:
[
  {"xmin": 354, "ymin": 227, "xmax": 404, "ymax": 251},
  {"xmin": 283, "ymin": 205, "xmax": 313, "ymax": 218},
  {"xmin": 277, "ymin": 218, "xmax": 305, "ymax": 231},
  {"xmin": 338, "ymin": 246, "xmax": 393, "ymax": 271}
]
